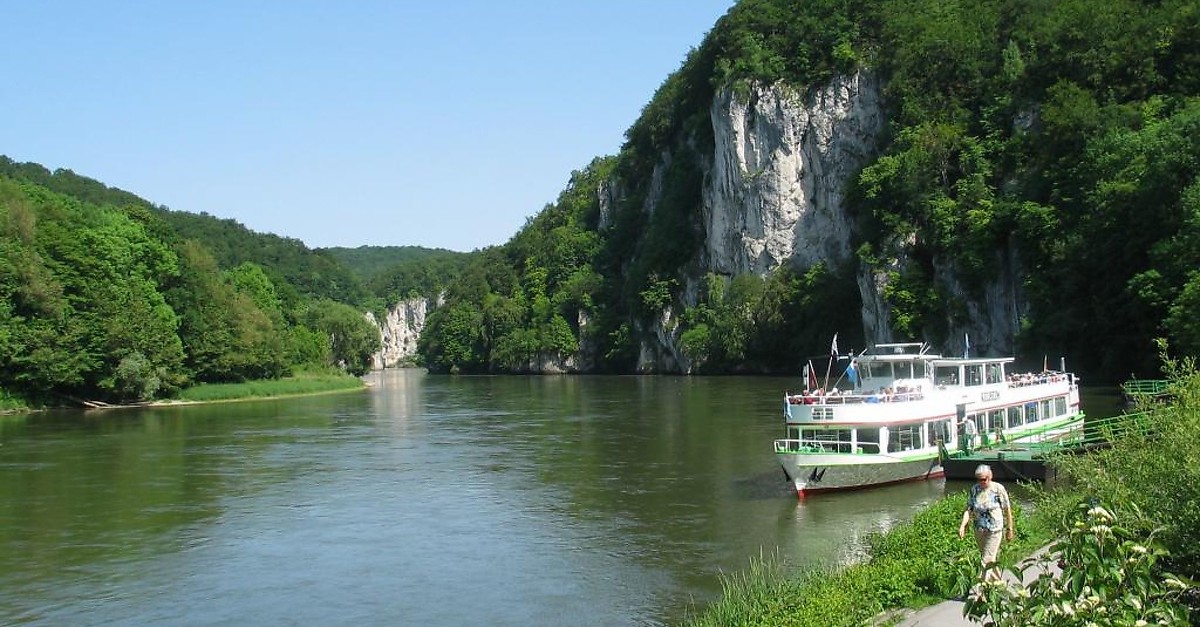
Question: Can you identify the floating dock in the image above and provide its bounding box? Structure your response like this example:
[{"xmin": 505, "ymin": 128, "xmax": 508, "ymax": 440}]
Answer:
[{"xmin": 942, "ymin": 449, "xmax": 1057, "ymax": 482}]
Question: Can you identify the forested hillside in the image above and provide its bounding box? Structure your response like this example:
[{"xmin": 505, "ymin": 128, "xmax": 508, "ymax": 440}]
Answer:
[
  {"xmin": 323, "ymin": 245, "xmax": 472, "ymax": 306},
  {"xmin": 418, "ymin": 0, "xmax": 1200, "ymax": 382},
  {"xmin": 0, "ymin": 164, "xmax": 382, "ymax": 405}
]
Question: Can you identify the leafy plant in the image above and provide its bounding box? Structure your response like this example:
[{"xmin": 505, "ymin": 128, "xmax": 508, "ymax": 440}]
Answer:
[{"xmin": 960, "ymin": 502, "xmax": 1193, "ymax": 626}]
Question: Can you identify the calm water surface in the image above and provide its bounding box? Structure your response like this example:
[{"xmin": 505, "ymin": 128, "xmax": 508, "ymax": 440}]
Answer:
[{"xmin": 0, "ymin": 372, "xmax": 1123, "ymax": 626}]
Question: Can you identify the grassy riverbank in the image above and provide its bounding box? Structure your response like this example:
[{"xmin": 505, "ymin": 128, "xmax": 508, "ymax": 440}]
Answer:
[
  {"xmin": 683, "ymin": 492, "xmax": 1072, "ymax": 627},
  {"xmin": 172, "ymin": 369, "xmax": 366, "ymax": 403}
]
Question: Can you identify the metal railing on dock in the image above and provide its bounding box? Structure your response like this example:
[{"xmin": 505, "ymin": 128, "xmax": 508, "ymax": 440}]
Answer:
[
  {"xmin": 942, "ymin": 410, "xmax": 1161, "ymax": 481},
  {"xmin": 1121, "ymin": 379, "xmax": 1172, "ymax": 405}
]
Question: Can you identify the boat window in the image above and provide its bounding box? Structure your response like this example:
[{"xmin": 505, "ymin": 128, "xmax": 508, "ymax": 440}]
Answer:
[
  {"xmin": 1003, "ymin": 405, "xmax": 1022, "ymax": 430},
  {"xmin": 802, "ymin": 429, "xmax": 852, "ymax": 453},
  {"xmin": 1054, "ymin": 396, "xmax": 1067, "ymax": 417},
  {"xmin": 855, "ymin": 428, "xmax": 880, "ymax": 454},
  {"xmin": 1025, "ymin": 401, "xmax": 1039, "ymax": 423},
  {"xmin": 894, "ymin": 362, "xmax": 912, "ymax": 379},
  {"xmin": 788, "ymin": 427, "xmax": 801, "ymax": 440},
  {"xmin": 867, "ymin": 362, "xmax": 892, "ymax": 379},
  {"xmin": 965, "ymin": 365, "xmax": 984, "ymax": 387},
  {"xmin": 989, "ymin": 410, "xmax": 1004, "ymax": 431},
  {"xmin": 912, "ymin": 362, "xmax": 926, "ymax": 378},
  {"xmin": 1041, "ymin": 399, "xmax": 1052, "ymax": 420},
  {"xmin": 927, "ymin": 419, "xmax": 951, "ymax": 446},
  {"xmin": 888, "ymin": 424, "xmax": 922, "ymax": 452},
  {"xmin": 986, "ymin": 363, "xmax": 1004, "ymax": 384},
  {"xmin": 935, "ymin": 366, "xmax": 959, "ymax": 385}
]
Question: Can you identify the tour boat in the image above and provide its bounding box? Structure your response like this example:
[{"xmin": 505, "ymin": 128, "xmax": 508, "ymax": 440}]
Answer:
[{"xmin": 774, "ymin": 342, "xmax": 1083, "ymax": 496}]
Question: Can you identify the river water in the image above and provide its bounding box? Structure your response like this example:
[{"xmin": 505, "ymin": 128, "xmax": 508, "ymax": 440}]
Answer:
[{"xmin": 0, "ymin": 371, "xmax": 1123, "ymax": 626}]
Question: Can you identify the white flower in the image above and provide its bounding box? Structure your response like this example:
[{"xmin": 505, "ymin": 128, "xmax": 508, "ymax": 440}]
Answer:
[
  {"xmin": 1130, "ymin": 544, "xmax": 1148, "ymax": 554},
  {"xmin": 1164, "ymin": 576, "xmax": 1188, "ymax": 590},
  {"xmin": 1089, "ymin": 524, "xmax": 1112, "ymax": 536},
  {"xmin": 1087, "ymin": 505, "xmax": 1115, "ymax": 521},
  {"xmin": 1134, "ymin": 620, "xmax": 1148, "ymax": 627}
]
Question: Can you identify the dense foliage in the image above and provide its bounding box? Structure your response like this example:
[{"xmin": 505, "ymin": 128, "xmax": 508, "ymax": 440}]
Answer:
[
  {"xmin": 963, "ymin": 502, "xmax": 1192, "ymax": 626},
  {"xmin": 415, "ymin": 0, "xmax": 1200, "ymax": 381},
  {"xmin": 0, "ymin": 171, "xmax": 380, "ymax": 405},
  {"xmin": 856, "ymin": 0, "xmax": 1200, "ymax": 380},
  {"xmin": 322, "ymin": 245, "xmax": 469, "ymax": 286}
]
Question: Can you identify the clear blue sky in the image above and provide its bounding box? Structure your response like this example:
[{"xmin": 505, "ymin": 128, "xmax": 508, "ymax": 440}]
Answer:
[{"xmin": 2, "ymin": 1, "xmax": 735, "ymax": 252}]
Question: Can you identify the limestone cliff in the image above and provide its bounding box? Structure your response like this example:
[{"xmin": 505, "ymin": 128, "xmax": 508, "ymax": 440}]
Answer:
[
  {"xmin": 631, "ymin": 70, "xmax": 1025, "ymax": 368},
  {"xmin": 634, "ymin": 72, "xmax": 887, "ymax": 370},
  {"xmin": 703, "ymin": 72, "xmax": 883, "ymax": 276},
  {"xmin": 368, "ymin": 297, "xmax": 432, "ymax": 369}
]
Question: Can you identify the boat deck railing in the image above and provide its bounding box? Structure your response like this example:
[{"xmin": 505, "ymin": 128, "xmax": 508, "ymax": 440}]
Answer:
[
  {"xmin": 773, "ymin": 438, "xmax": 882, "ymax": 455},
  {"xmin": 955, "ymin": 410, "xmax": 1158, "ymax": 459},
  {"xmin": 787, "ymin": 372, "xmax": 1071, "ymax": 407}
]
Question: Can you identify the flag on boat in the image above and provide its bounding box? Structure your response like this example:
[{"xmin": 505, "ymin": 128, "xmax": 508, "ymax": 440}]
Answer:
[
  {"xmin": 846, "ymin": 360, "xmax": 859, "ymax": 388},
  {"xmin": 803, "ymin": 362, "xmax": 818, "ymax": 391},
  {"xmin": 830, "ymin": 333, "xmax": 839, "ymax": 356},
  {"xmin": 964, "ymin": 333, "xmax": 970, "ymax": 359}
]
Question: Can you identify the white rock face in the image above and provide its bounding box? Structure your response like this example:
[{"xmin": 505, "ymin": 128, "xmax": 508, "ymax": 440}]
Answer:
[
  {"xmin": 858, "ymin": 241, "xmax": 1027, "ymax": 357},
  {"xmin": 704, "ymin": 72, "xmax": 884, "ymax": 276},
  {"xmin": 369, "ymin": 297, "xmax": 431, "ymax": 369},
  {"xmin": 638, "ymin": 72, "xmax": 886, "ymax": 370},
  {"xmin": 936, "ymin": 247, "xmax": 1027, "ymax": 358}
]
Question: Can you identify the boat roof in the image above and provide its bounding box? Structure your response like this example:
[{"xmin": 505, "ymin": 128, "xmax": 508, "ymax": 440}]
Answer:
[{"xmin": 856, "ymin": 343, "xmax": 1014, "ymax": 365}]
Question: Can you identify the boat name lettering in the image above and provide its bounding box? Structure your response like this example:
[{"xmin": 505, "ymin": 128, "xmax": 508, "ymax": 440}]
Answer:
[{"xmin": 980, "ymin": 391, "xmax": 1000, "ymax": 401}]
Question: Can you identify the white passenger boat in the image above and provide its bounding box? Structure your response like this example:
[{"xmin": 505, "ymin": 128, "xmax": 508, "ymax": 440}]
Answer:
[{"xmin": 774, "ymin": 342, "xmax": 1083, "ymax": 496}]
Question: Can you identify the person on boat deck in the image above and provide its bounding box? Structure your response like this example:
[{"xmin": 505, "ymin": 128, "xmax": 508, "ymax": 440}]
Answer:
[
  {"xmin": 958, "ymin": 464, "xmax": 1014, "ymax": 581},
  {"xmin": 961, "ymin": 418, "xmax": 978, "ymax": 453}
]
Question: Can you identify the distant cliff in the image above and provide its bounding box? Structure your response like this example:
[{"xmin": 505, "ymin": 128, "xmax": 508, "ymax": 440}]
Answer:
[{"xmin": 369, "ymin": 298, "xmax": 432, "ymax": 369}]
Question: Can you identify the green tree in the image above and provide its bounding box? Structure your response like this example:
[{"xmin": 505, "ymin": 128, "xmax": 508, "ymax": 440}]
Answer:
[{"xmin": 300, "ymin": 299, "xmax": 380, "ymax": 376}]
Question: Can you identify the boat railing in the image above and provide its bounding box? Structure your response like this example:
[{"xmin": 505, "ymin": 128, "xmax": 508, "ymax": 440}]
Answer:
[
  {"xmin": 786, "ymin": 390, "xmax": 925, "ymax": 406},
  {"xmin": 774, "ymin": 438, "xmax": 882, "ymax": 455},
  {"xmin": 1006, "ymin": 372, "xmax": 1070, "ymax": 388}
]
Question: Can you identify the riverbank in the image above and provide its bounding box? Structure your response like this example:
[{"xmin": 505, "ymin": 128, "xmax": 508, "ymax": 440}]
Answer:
[
  {"xmin": 681, "ymin": 487, "xmax": 1072, "ymax": 627},
  {"xmin": 0, "ymin": 370, "xmax": 367, "ymax": 414},
  {"xmin": 169, "ymin": 370, "xmax": 366, "ymax": 404}
]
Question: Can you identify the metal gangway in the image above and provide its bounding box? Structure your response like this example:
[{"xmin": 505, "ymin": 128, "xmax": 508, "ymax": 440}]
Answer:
[{"xmin": 941, "ymin": 410, "xmax": 1160, "ymax": 481}]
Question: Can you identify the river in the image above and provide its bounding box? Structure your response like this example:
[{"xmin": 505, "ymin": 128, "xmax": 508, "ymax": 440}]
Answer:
[{"xmin": 0, "ymin": 371, "xmax": 1123, "ymax": 626}]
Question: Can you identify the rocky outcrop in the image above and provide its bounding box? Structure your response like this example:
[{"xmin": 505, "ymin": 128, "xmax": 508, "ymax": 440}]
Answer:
[
  {"xmin": 858, "ymin": 238, "xmax": 1027, "ymax": 358},
  {"xmin": 703, "ymin": 72, "xmax": 884, "ymax": 276},
  {"xmin": 368, "ymin": 297, "xmax": 432, "ymax": 369},
  {"xmin": 636, "ymin": 72, "xmax": 887, "ymax": 369}
]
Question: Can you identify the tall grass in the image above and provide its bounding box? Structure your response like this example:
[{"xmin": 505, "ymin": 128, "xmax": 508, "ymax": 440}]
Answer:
[
  {"xmin": 175, "ymin": 370, "xmax": 365, "ymax": 403},
  {"xmin": 0, "ymin": 387, "xmax": 28, "ymax": 412}
]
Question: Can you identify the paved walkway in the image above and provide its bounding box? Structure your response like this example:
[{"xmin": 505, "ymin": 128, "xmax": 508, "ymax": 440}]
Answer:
[
  {"xmin": 891, "ymin": 598, "xmax": 972, "ymax": 626},
  {"xmin": 890, "ymin": 545, "xmax": 1059, "ymax": 627}
]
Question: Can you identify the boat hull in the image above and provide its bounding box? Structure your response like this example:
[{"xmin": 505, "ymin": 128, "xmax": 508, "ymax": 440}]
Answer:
[{"xmin": 776, "ymin": 453, "xmax": 945, "ymax": 495}]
